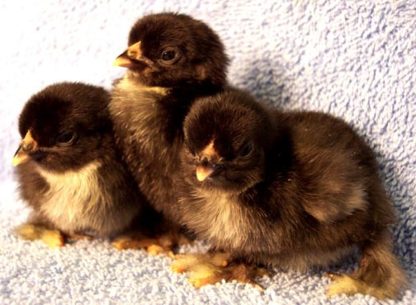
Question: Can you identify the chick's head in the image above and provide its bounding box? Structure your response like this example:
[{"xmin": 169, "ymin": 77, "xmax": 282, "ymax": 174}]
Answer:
[
  {"xmin": 183, "ymin": 89, "xmax": 273, "ymax": 193},
  {"xmin": 114, "ymin": 13, "xmax": 228, "ymax": 88},
  {"xmin": 14, "ymin": 83, "xmax": 111, "ymax": 172}
]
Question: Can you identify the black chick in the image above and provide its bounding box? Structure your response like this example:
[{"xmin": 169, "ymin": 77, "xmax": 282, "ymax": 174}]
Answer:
[
  {"xmin": 175, "ymin": 88, "xmax": 407, "ymax": 298},
  {"xmin": 110, "ymin": 13, "xmax": 228, "ymax": 228},
  {"xmin": 13, "ymin": 82, "xmax": 160, "ymax": 248}
]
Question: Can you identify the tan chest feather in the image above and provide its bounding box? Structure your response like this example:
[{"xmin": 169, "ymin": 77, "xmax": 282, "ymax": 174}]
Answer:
[
  {"xmin": 111, "ymin": 76, "xmax": 171, "ymax": 156},
  {"xmin": 116, "ymin": 75, "xmax": 168, "ymax": 97},
  {"xmin": 37, "ymin": 162, "xmax": 105, "ymax": 233},
  {"xmin": 192, "ymin": 189, "xmax": 249, "ymax": 249}
]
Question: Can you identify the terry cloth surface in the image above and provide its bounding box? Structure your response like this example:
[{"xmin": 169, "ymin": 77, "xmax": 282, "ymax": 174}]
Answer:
[{"xmin": 0, "ymin": 1, "xmax": 414, "ymax": 304}]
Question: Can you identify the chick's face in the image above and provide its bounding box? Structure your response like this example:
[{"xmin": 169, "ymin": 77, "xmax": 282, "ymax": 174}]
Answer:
[
  {"xmin": 114, "ymin": 13, "xmax": 228, "ymax": 87},
  {"xmin": 183, "ymin": 93, "xmax": 269, "ymax": 193},
  {"xmin": 14, "ymin": 84, "xmax": 111, "ymax": 172}
]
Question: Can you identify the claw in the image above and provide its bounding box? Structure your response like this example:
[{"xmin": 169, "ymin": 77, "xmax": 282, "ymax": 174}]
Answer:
[
  {"xmin": 41, "ymin": 230, "xmax": 65, "ymax": 248},
  {"xmin": 210, "ymin": 252, "xmax": 230, "ymax": 267},
  {"xmin": 147, "ymin": 244, "xmax": 165, "ymax": 255},
  {"xmin": 112, "ymin": 235, "xmax": 139, "ymax": 250},
  {"xmin": 67, "ymin": 233, "xmax": 93, "ymax": 242},
  {"xmin": 188, "ymin": 263, "xmax": 223, "ymax": 288},
  {"xmin": 325, "ymin": 271, "xmax": 341, "ymax": 281},
  {"xmin": 171, "ymin": 254, "xmax": 202, "ymax": 273},
  {"xmin": 255, "ymin": 267, "xmax": 268, "ymax": 277},
  {"xmin": 112, "ymin": 236, "xmax": 154, "ymax": 251}
]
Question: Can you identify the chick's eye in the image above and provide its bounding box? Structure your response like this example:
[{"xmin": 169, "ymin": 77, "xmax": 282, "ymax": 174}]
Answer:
[
  {"xmin": 56, "ymin": 131, "xmax": 76, "ymax": 146},
  {"xmin": 162, "ymin": 50, "xmax": 175, "ymax": 61},
  {"xmin": 239, "ymin": 142, "xmax": 254, "ymax": 157},
  {"xmin": 160, "ymin": 47, "xmax": 180, "ymax": 64}
]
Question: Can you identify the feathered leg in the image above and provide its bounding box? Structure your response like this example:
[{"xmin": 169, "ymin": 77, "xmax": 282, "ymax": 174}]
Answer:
[{"xmin": 327, "ymin": 231, "xmax": 407, "ymax": 299}]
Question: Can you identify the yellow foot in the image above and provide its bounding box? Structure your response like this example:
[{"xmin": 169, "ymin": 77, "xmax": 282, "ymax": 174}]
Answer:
[
  {"xmin": 188, "ymin": 263, "xmax": 225, "ymax": 288},
  {"xmin": 171, "ymin": 253, "xmax": 265, "ymax": 289},
  {"xmin": 15, "ymin": 224, "xmax": 64, "ymax": 248},
  {"xmin": 147, "ymin": 244, "xmax": 166, "ymax": 256},
  {"xmin": 326, "ymin": 272, "xmax": 390, "ymax": 299},
  {"xmin": 171, "ymin": 253, "xmax": 230, "ymax": 273},
  {"xmin": 228, "ymin": 264, "xmax": 267, "ymax": 290},
  {"xmin": 112, "ymin": 228, "xmax": 191, "ymax": 255},
  {"xmin": 67, "ymin": 233, "xmax": 93, "ymax": 242},
  {"xmin": 112, "ymin": 235, "xmax": 173, "ymax": 256}
]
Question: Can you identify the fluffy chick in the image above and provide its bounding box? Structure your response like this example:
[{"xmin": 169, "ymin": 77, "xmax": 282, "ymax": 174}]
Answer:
[
  {"xmin": 110, "ymin": 13, "xmax": 228, "ymax": 224},
  {"xmin": 177, "ymin": 88, "xmax": 407, "ymax": 298},
  {"xmin": 13, "ymin": 82, "xmax": 161, "ymax": 247}
]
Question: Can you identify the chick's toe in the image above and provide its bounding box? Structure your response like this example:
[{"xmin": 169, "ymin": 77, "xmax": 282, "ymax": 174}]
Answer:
[{"xmin": 15, "ymin": 224, "xmax": 64, "ymax": 248}]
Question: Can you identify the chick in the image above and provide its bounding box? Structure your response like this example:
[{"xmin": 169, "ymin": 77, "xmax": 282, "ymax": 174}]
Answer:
[
  {"xmin": 174, "ymin": 88, "xmax": 407, "ymax": 298},
  {"xmin": 110, "ymin": 13, "xmax": 228, "ymax": 244},
  {"xmin": 13, "ymin": 82, "xmax": 162, "ymax": 248}
]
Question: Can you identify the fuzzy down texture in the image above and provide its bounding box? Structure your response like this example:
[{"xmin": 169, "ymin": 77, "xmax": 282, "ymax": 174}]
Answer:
[{"xmin": 0, "ymin": 0, "xmax": 415, "ymax": 304}]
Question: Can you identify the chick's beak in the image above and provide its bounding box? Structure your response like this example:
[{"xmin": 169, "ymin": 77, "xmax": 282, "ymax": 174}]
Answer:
[
  {"xmin": 196, "ymin": 165, "xmax": 215, "ymax": 182},
  {"xmin": 12, "ymin": 130, "xmax": 38, "ymax": 167},
  {"xmin": 195, "ymin": 141, "xmax": 221, "ymax": 182},
  {"xmin": 113, "ymin": 41, "xmax": 151, "ymax": 68},
  {"xmin": 113, "ymin": 50, "xmax": 133, "ymax": 67}
]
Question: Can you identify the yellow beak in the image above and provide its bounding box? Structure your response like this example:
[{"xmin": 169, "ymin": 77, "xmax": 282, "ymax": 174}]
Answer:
[
  {"xmin": 113, "ymin": 41, "xmax": 142, "ymax": 67},
  {"xmin": 12, "ymin": 130, "xmax": 38, "ymax": 167},
  {"xmin": 196, "ymin": 165, "xmax": 215, "ymax": 182},
  {"xmin": 195, "ymin": 140, "xmax": 221, "ymax": 182}
]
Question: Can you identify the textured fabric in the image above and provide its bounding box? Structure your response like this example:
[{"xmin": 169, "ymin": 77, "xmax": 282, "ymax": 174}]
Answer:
[{"xmin": 0, "ymin": 0, "xmax": 415, "ymax": 304}]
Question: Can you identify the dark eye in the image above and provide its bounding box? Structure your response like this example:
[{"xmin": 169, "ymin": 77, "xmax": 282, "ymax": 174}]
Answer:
[
  {"xmin": 160, "ymin": 47, "xmax": 180, "ymax": 64},
  {"xmin": 239, "ymin": 141, "xmax": 254, "ymax": 157},
  {"xmin": 56, "ymin": 131, "xmax": 76, "ymax": 146},
  {"xmin": 162, "ymin": 50, "xmax": 175, "ymax": 61}
]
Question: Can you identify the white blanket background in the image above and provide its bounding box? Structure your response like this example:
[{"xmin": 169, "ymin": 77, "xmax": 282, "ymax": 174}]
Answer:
[{"xmin": 0, "ymin": 1, "xmax": 414, "ymax": 304}]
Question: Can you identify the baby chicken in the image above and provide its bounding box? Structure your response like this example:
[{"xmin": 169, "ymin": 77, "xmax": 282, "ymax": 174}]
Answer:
[
  {"xmin": 174, "ymin": 88, "xmax": 407, "ymax": 298},
  {"xmin": 13, "ymin": 82, "xmax": 162, "ymax": 248},
  {"xmin": 110, "ymin": 13, "xmax": 228, "ymax": 244}
]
